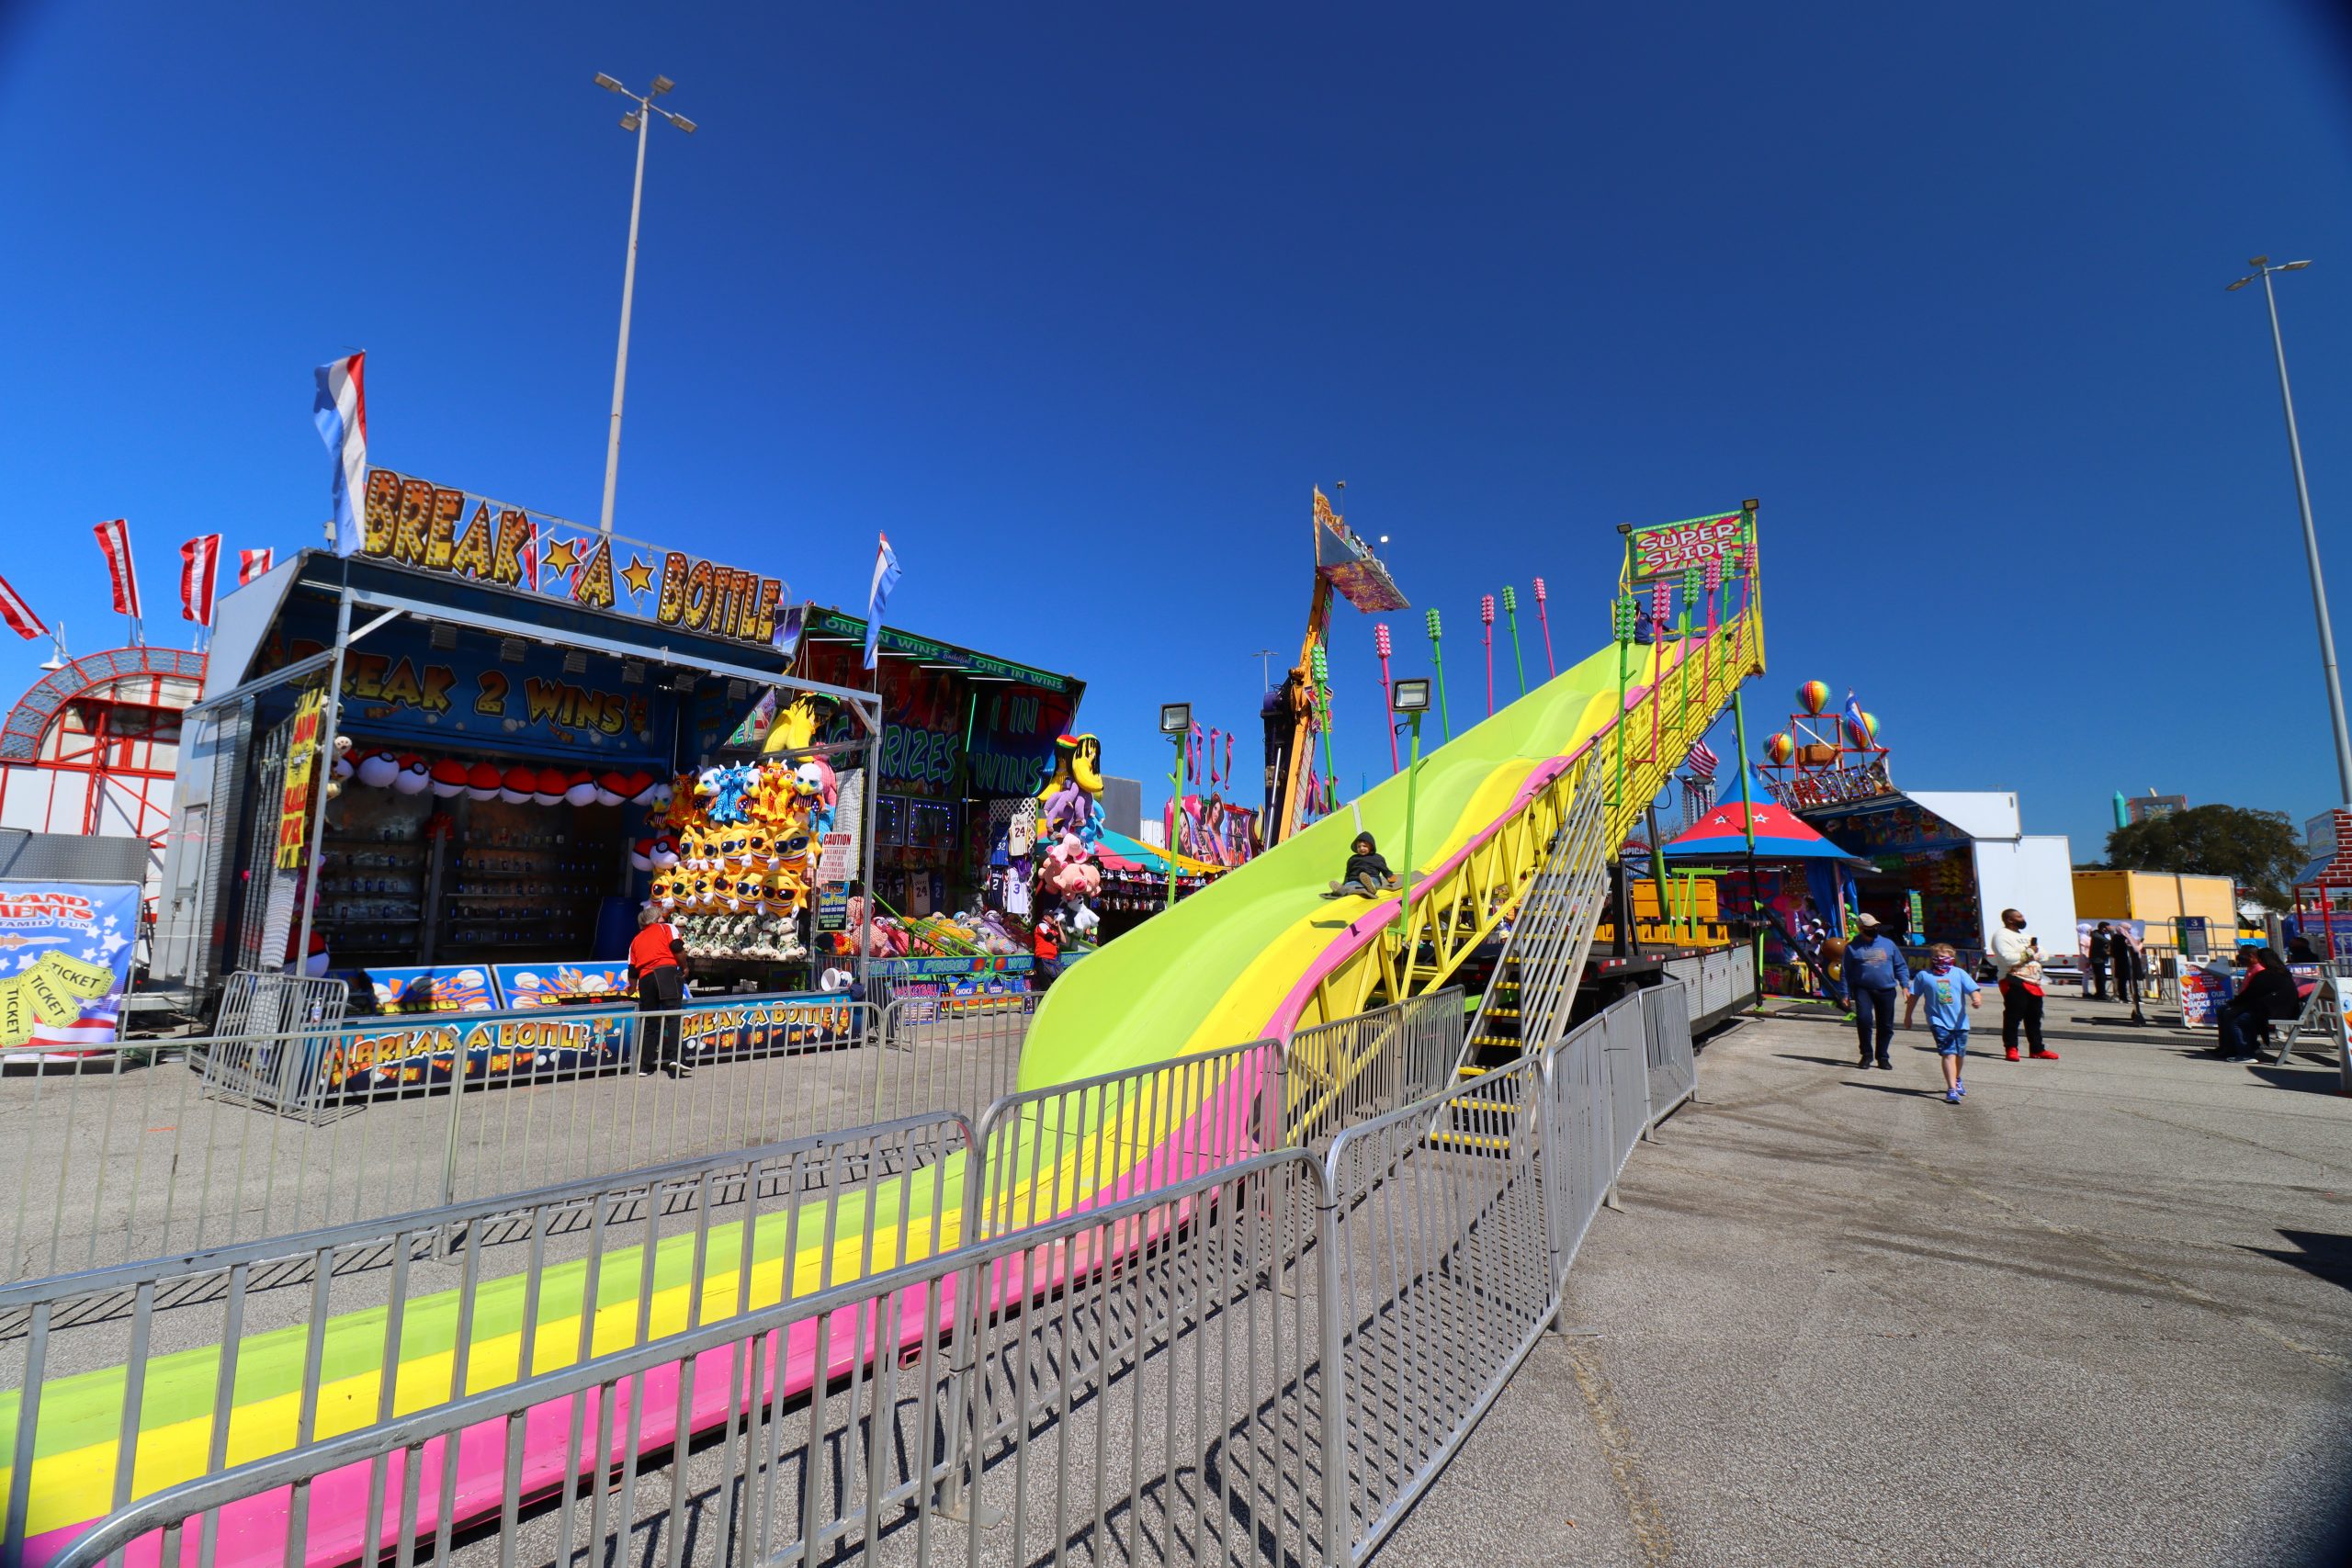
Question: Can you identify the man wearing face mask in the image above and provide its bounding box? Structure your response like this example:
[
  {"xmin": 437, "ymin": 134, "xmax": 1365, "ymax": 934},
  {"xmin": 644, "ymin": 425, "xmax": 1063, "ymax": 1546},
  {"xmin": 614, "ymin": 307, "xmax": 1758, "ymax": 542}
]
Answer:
[{"xmin": 1991, "ymin": 908, "xmax": 2056, "ymax": 1062}]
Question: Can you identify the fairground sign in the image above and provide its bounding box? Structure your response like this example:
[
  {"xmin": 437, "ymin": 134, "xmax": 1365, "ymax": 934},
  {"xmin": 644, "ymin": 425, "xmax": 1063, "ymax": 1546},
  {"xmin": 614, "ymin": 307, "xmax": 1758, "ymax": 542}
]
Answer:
[
  {"xmin": 356, "ymin": 468, "xmax": 793, "ymax": 650},
  {"xmin": 1628, "ymin": 508, "xmax": 1752, "ymax": 582}
]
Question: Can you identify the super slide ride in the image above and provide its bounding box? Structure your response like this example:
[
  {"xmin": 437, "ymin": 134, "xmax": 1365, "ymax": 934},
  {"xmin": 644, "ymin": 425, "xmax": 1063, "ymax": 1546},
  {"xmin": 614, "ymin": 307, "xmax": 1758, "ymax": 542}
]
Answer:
[{"xmin": 5, "ymin": 532, "xmax": 1763, "ymax": 1568}]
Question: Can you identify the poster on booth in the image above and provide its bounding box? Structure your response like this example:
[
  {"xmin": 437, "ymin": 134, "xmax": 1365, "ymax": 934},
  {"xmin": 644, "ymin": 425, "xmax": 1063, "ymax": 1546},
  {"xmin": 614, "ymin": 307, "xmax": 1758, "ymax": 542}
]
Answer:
[
  {"xmin": 365, "ymin": 964, "xmax": 503, "ymax": 1013},
  {"xmin": 0, "ymin": 883, "xmax": 141, "ymax": 1051},
  {"xmin": 276, "ymin": 689, "xmax": 325, "ymax": 872},
  {"xmin": 496, "ymin": 961, "xmax": 634, "ymax": 1008}
]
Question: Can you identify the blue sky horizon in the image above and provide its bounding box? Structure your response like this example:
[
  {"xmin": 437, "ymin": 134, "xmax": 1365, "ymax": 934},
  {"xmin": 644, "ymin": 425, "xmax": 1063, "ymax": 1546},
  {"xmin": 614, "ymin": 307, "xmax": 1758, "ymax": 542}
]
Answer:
[{"xmin": 6, "ymin": 1, "xmax": 2352, "ymax": 859}]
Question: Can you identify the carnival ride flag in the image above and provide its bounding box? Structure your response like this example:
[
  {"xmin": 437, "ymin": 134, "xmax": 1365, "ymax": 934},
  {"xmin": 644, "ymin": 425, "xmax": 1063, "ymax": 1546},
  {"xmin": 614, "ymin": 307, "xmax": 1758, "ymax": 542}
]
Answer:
[
  {"xmin": 1685, "ymin": 738, "xmax": 1719, "ymax": 779},
  {"xmin": 0, "ymin": 571, "xmax": 46, "ymax": 641},
  {"xmin": 0, "ymin": 883, "xmax": 140, "ymax": 1051},
  {"xmin": 864, "ymin": 531, "xmax": 900, "ymax": 671},
  {"xmin": 312, "ymin": 351, "xmax": 368, "ymax": 558},
  {"xmin": 239, "ymin": 547, "xmax": 276, "ymax": 586},
  {"xmin": 93, "ymin": 517, "xmax": 141, "ymax": 620},
  {"xmin": 180, "ymin": 534, "xmax": 221, "ymax": 626}
]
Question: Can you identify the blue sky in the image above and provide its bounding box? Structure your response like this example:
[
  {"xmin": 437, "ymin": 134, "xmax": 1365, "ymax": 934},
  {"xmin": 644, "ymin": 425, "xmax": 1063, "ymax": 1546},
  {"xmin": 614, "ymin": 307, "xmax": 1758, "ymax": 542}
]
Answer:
[{"xmin": 5, "ymin": 1, "xmax": 2351, "ymax": 857}]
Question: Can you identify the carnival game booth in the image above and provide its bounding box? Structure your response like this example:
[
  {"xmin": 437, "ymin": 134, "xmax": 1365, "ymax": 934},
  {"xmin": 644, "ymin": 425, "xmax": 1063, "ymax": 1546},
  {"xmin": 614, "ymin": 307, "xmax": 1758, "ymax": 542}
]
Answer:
[
  {"xmin": 1659, "ymin": 773, "xmax": 1861, "ymax": 997},
  {"xmin": 792, "ymin": 607, "xmax": 1082, "ymax": 923},
  {"xmin": 1792, "ymin": 787, "xmax": 2076, "ymax": 976},
  {"xmin": 152, "ymin": 471, "xmax": 886, "ymax": 1019}
]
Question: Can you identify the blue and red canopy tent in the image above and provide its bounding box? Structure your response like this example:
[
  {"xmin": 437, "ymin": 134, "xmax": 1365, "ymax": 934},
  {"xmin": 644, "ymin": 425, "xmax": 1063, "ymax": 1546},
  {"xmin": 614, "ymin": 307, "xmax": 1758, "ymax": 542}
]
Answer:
[{"xmin": 1661, "ymin": 771, "xmax": 1854, "ymax": 863}]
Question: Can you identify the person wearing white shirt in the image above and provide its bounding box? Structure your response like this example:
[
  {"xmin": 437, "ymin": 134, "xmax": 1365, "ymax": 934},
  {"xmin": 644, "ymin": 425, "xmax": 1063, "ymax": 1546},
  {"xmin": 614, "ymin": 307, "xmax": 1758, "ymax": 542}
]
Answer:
[{"xmin": 1990, "ymin": 908, "xmax": 2056, "ymax": 1063}]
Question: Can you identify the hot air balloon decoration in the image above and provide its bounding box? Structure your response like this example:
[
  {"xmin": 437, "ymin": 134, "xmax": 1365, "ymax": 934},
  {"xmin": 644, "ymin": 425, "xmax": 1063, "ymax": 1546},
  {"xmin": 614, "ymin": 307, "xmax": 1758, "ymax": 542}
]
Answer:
[
  {"xmin": 1796, "ymin": 681, "xmax": 1831, "ymax": 715},
  {"xmin": 1765, "ymin": 731, "xmax": 1796, "ymax": 764}
]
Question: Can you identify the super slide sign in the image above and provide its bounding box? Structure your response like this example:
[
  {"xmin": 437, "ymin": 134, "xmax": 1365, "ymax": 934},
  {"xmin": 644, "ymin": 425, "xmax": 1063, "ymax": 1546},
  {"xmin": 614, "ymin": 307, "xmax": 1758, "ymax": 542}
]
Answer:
[
  {"xmin": 356, "ymin": 468, "xmax": 793, "ymax": 649},
  {"xmin": 1629, "ymin": 510, "xmax": 1751, "ymax": 581}
]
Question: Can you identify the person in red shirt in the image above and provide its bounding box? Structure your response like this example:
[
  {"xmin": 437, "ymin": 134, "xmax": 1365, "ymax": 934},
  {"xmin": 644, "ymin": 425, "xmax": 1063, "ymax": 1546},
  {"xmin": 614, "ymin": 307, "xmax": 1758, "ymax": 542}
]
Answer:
[
  {"xmin": 629, "ymin": 905, "xmax": 689, "ymax": 1077},
  {"xmin": 1032, "ymin": 908, "xmax": 1062, "ymax": 990}
]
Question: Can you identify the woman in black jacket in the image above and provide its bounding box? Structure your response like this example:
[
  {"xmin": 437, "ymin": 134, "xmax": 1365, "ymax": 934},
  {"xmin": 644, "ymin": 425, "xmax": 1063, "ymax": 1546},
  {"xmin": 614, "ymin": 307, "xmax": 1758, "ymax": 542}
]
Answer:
[{"xmin": 2216, "ymin": 947, "xmax": 2300, "ymax": 1061}]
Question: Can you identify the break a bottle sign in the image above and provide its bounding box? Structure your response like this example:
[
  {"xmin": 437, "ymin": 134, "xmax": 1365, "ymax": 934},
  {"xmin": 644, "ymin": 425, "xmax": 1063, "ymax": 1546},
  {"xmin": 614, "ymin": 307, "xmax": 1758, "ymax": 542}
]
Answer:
[{"xmin": 358, "ymin": 468, "xmax": 791, "ymax": 649}]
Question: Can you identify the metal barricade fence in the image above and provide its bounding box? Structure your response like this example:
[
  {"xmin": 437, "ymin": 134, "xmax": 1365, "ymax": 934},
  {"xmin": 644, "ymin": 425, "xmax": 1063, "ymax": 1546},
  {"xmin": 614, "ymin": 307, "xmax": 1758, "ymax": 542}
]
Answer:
[
  {"xmin": 47, "ymin": 1148, "xmax": 1337, "ymax": 1568},
  {"xmin": 1317, "ymin": 1055, "xmax": 1554, "ymax": 1563},
  {"xmin": 870, "ymin": 992, "xmax": 1037, "ymax": 1130},
  {"xmin": 1281, "ymin": 988, "xmax": 1464, "ymax": 1152},
  {"xmin": 1, "ymin": 998, "xmax": 896, "ymax": 1285},
  {"xmin": 33, "ymin": 982, "xmax": 1700, "ymax": 1568},
  {"xmin": 1640, "ymin": 979, "xmax": 1698, "ymax": 1126},
  {"xmin": 3, "ymin": 1113, "xmax": 974, "ymax": 1568},
  {"xmin": 967, "ymin": 1037, "xmax": 1285, "ymax": 1242},
  {"xmin": 198, "ymin": 972, "xmax": 352, "ymax": 1111}
]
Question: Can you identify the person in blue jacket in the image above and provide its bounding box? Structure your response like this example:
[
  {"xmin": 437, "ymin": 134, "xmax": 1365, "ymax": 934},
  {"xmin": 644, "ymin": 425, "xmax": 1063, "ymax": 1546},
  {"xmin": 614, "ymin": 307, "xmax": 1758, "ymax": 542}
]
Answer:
[{"xmin": 1844, "ymin": 912, "xmax": 1912, "ymax": 1070}]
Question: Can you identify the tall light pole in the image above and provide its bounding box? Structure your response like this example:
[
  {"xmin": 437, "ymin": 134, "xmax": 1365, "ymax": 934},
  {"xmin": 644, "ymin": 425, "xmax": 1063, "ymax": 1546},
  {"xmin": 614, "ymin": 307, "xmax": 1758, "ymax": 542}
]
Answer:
[
  {"xmin": 592, "ymin": 73, "xmax": 697, "ymax": 536},
  {"xmin": 2230, "ymin": 255, "xmax": 2352, "ymax": 802}
]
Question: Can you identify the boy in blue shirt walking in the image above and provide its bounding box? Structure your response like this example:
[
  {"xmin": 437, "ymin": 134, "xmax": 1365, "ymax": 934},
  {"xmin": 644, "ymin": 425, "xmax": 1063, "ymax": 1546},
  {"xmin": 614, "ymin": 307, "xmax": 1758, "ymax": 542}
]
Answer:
[{"xmin": 1903, "ymin": 942, "xmax": 1983, "ymax": 1102}]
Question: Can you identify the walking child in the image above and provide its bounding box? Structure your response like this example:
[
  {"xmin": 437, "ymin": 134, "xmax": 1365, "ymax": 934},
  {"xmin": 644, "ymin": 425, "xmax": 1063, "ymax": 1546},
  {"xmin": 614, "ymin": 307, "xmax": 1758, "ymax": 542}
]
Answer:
[{"xmin": 1903, "ymin": 942, "xmax": 1983, "ymax": 1102}]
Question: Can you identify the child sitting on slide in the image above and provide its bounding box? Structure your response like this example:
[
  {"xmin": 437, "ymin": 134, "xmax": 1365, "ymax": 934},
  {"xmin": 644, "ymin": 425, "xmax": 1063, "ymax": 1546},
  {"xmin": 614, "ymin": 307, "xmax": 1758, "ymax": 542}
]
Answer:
[{"xmin": 1329, "ymin": 833, "xmax": 1403, "ymax": 898}]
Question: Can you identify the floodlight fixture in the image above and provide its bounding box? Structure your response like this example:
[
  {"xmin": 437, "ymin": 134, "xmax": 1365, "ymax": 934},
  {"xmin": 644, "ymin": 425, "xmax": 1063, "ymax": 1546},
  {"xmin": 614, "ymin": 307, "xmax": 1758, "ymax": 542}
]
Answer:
[
  {"xmin": 1391, "ymin": 678, "xmax": 1431, "ymax": 715},
  {"xmin": 620, "ymin": 112, "xmax": 640, "ymax": 131},
  {"xmin": 1159, "ymin": 702, "xmax": 1193, "ymax": 735},
  {"xmin": 650, "ymin": 74, "xmax": 675, "ymax": 96},
  {"xmin": 594, "ymin": 73, "xmax": 623, "ymax": 92}
]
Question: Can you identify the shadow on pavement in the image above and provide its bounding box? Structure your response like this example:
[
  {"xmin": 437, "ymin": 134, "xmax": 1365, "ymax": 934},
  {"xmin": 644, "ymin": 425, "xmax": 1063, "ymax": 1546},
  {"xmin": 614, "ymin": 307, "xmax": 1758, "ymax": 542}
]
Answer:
[{"xmin": 2239, "ymin": 1230, "xmax": 2352, "ymax": 1296}]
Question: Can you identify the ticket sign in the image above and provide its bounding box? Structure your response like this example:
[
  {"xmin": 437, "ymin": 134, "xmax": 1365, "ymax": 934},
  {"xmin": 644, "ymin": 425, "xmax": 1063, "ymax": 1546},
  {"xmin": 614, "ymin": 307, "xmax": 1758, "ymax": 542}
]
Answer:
[
  {"xmin": 357, "ymin": 467, "xmax": 793, "ymax": 650},
  {"xmin": 276, "ymin": 689, "xmax": 324, "ymax": 871},
  {"xmin": 1630, "ymin": 511, "xmax": 1750, "ymax": 582}
]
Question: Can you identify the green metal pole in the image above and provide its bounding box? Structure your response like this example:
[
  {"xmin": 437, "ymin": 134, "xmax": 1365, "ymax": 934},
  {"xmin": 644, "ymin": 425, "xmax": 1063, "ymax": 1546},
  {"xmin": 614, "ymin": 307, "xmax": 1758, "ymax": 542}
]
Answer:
[
  {"xmin": 1732, "ymin": 683, "xmax": 1764, "ymax": 1006},
  {"xmin": 1311, "ymin": 642, "xmax": 1340, "ymax": 807},
  {"xmin": 1611, "ymin": 592, "xmax": 1636, "ymax": 809},
  {"xmin": 1399, "ymin": 713, "xmax": 1424, "ymax": 983},
  {"xmin": 1425, "ymin": 608, "xmax": 1452, "ymax": 740},
  {"xmin": 1501, "ymin": 585, "xmax": 1528, "ymax": 697},
  {"xmin": 1170, "ymin": 734, "xmax": 1186, "ymax": 911},
  {"xmin": 1677, "ymin": 566, "xmax": 1700, "ymax": 736}
]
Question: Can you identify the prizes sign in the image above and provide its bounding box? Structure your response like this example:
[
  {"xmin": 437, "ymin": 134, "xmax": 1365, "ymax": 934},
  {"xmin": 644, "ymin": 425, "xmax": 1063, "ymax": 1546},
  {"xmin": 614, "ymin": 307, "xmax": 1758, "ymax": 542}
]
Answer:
[
  {"xmin": 358, "ymin": 468, "xmax": 791, "ymax": 650},
  {"xmin": 1630, "ymin": 511, "xmax": 1749, "ymax": 582},
  {"xmin": 276, "ymin": 689, "xmax": 325, "ymax": 871},
  {"xmin": 0, "ymin": 883, "xmax": 140, "ymax": 1049}
]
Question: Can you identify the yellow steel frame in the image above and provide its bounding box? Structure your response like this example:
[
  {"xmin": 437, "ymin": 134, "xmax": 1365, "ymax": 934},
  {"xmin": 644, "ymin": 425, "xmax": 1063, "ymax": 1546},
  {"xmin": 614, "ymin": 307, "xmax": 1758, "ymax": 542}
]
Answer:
[{"xmin": 1291, "ymin": 592, "xmax": 1765, "ymax": 1031}]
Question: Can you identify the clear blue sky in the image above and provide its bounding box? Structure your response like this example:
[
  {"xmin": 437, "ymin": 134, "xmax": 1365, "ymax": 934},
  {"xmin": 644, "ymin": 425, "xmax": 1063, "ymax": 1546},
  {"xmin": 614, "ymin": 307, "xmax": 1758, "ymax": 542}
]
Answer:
[{"xmin": 6, "ymin": 1, "xmax": 2350, "ymax": 857}]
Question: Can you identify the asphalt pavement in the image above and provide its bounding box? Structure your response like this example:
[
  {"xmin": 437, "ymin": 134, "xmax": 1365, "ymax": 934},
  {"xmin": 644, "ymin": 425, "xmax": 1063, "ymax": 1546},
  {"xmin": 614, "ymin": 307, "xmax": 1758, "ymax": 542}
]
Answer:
[{"xmin": 1388, "ymin": 1003, "xmax": 2352, "ymax": 1566}]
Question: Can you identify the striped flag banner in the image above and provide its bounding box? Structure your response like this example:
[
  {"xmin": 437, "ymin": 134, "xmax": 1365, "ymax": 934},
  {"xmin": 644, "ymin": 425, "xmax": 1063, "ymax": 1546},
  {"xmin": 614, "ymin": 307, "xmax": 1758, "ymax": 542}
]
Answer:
[
  {"xmin": 863, "ymin": 531, "xmax": 901, "ymax": 671},
  {"xmin": 1685, "ymin": 738, "xmax": 1720, "ymax": 779},
  {"xmin": 180, "ymin": 534, "xmax": 222, "ymax": 625},
  {"xmin": 238, "ymin": 547, "xmax": 275, "ymax": 585},
  {"xmin": 93, "ymin": 517, "xmax": 141, "ymax": 619},
  {"xmin": 0, "ymin": 571, "xmax": 46, "ymax": 640},
  {"xmin": 312, "ymin": 351, "xmax": 368, "ymax": 557}
]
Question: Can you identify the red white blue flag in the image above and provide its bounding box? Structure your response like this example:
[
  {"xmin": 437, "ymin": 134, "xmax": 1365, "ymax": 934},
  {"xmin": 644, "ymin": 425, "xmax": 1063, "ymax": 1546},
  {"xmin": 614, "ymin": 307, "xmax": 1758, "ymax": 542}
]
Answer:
[
  {"xmin": 311, "ymin": 352, "xmax": 368, "ymax": 557},
  {"xmin": 1685, "ymin": 738, "xmax": 1719, "ymax": 779},
  {"xmin": 238, "ymin": 547, "xmax": 275, "ymax": 585},
  {"xmin": 93, "ymin": 517, "xmax": 141, "ymax": 620},
  {"xmin": 180, "ymin": 535, "xmax": 221, "ymax": 626}
]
